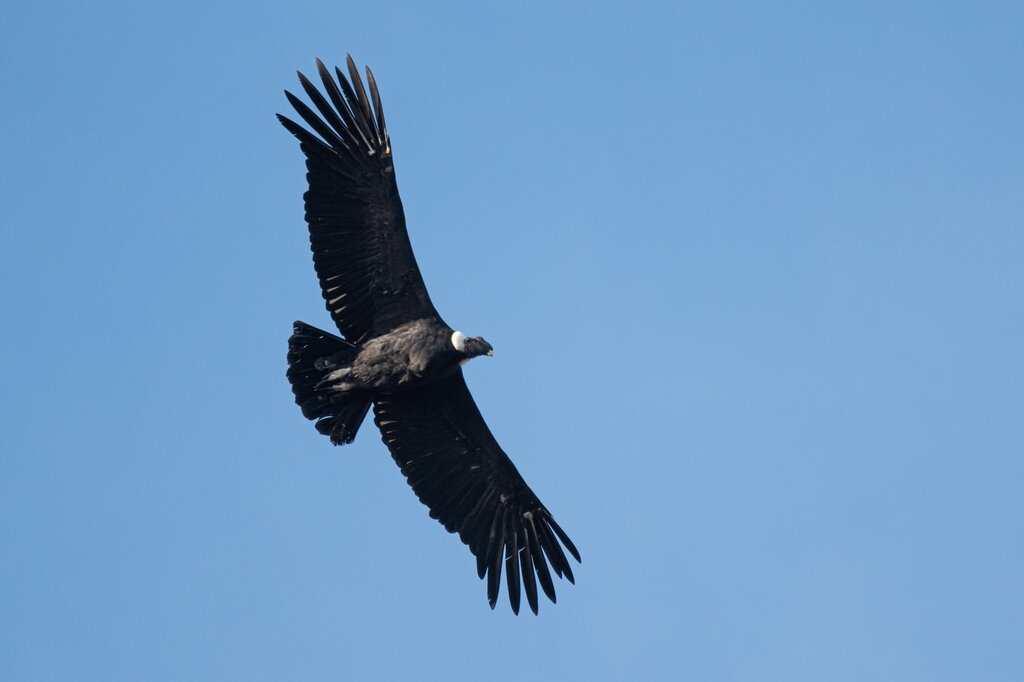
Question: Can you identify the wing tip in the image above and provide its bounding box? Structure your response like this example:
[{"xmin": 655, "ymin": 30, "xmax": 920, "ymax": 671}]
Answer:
[
  {"xmin": 468, "ymin": 504, "xmax": 580, "ymax": 614},
  {"xmin": 281, "ymin": 55, "xmax": 387, "ymax": 159}
]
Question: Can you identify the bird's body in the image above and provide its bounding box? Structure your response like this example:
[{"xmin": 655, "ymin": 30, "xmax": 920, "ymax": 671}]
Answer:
[
  {"xmin": 325, "ymin": 319, "xmax": 465, "ymax": 392},
  {"xmin": 279, "ymin": 55, "xmax": 579, "ymax": 614}
]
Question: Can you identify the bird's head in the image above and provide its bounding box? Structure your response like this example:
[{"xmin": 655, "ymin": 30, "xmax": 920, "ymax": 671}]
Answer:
[{"xmin": 451, "ymin": 330, "xmax": 494, "ymax": 360}]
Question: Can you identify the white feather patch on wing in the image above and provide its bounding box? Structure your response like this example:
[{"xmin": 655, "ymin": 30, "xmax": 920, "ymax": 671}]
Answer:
[{"xmin": 451, "ymin": 330, "xmax": 466, "ymax": 352}]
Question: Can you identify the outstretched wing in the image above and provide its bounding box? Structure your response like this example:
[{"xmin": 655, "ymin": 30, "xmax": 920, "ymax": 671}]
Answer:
[
  {"xmin": 373, "ymin": 372, "xmax": 581, "ymax": 614},
  {"xmin": 278, "ymin": 56, "xmax": 441, "ymax": 343}
]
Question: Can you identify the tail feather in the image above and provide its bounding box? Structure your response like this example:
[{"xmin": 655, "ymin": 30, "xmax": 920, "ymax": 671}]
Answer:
[{"xmin": 287, "ymin": 321, "xmax": 371, "ymax": 445}]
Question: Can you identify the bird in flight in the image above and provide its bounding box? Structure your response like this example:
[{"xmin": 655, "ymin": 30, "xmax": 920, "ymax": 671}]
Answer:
[{"xmin": 278, "ymin": 55, "xmax": 580, "ymax": 614}]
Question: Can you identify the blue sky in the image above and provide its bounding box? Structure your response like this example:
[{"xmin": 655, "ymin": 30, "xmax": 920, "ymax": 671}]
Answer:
[{"xmin": 2, "ymin": 1, "xmax": 1022, "ymax": 680}]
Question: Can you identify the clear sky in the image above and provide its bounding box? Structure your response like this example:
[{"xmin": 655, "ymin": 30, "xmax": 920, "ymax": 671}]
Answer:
[{"xmin": 2, "ymin": 2, "xmax": 1022, "ymax": 680}]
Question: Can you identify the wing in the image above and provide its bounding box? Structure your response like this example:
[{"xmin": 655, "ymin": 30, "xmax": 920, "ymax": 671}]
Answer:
[
  {"xmin": 373, "ymin": 372, "xmax": 581, "ymax": 614},
  {"xmin": 278, "ymin": 56, "xmax": 441, "ymax": 343}
]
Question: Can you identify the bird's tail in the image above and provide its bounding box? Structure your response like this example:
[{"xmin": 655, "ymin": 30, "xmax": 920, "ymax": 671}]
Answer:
[{"xmin": 287, "ymin": 321, "xmax": 372, "ymax": 445}]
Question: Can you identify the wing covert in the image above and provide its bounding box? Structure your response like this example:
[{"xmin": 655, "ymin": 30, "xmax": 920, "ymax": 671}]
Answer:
[
  {"xmin": 373, "ymin": 372, "xmax": 581, "ymax": 614},
  {"xmin": 279, "ymin": 56, "xmax": 441, "ymax": 343}
]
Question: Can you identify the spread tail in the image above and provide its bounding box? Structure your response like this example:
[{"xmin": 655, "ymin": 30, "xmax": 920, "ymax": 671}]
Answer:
[{"xmin": 287, "ymin": 321, "xmax": 371, "ymax": 445}]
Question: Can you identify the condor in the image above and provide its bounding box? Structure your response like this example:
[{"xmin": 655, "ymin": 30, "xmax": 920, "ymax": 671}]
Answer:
[{"xmin": 279, "ymin": 56, "xmax": 580, "ymax": 614}]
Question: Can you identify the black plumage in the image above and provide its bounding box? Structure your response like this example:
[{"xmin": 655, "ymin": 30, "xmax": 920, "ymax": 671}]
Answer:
[{"xmin": 279, "ymin": 55, "xmax": 580, "ymax": 614}]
